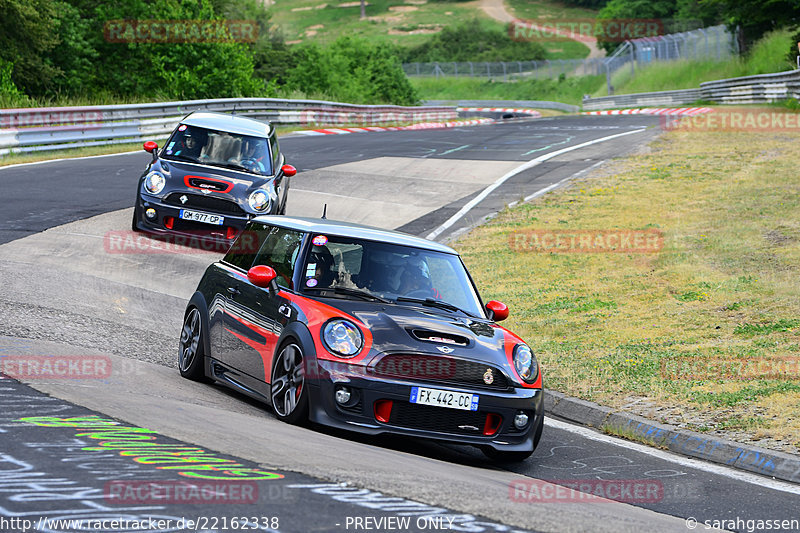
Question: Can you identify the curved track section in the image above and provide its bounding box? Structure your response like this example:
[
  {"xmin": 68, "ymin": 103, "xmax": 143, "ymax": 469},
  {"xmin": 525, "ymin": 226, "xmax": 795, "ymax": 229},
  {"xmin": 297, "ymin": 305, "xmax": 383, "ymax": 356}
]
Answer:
[{"xmin": 1, "ymin": 116, "xmax": 797, "ymax": 532}]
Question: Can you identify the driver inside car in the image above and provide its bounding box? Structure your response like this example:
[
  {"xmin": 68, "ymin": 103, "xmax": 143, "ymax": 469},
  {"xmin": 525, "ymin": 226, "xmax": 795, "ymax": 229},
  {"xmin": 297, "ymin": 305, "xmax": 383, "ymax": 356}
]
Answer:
[
  {"xmin": 240, "ymin": 139, "xmax": 269, "ymax": 174},
  {"xmin": 398, "ymin": 258, "xmax": 434, "ymax": 297}
]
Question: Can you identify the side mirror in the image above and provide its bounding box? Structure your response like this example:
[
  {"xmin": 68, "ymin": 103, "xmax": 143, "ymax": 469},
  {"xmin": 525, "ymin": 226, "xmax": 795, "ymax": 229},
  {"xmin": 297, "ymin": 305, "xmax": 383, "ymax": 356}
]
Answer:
[
  {"xmin": 143, "ymin": 141, "xmax": 158, "ymax": 153},
  {"xmin": 281, "ymin": 164, "xmax": 297, "ymax": 177},
  {"xmin": 486, "ymin": 300, "xmax": 509, "ymax": 322},
  {"xmin": 247, "ymin": 265, "xmax": 277, "ymax": 289}
]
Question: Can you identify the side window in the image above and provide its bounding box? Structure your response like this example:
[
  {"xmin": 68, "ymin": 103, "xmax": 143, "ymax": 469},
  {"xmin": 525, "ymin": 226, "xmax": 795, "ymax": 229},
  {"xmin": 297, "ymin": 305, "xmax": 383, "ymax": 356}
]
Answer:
[
  {"xmin": 270, "ymin": 132, "xmax": 281, "ymax": 168},
  {"xmin": 223, "ymin": 223, "xmax": 271, "ymax": 271},
  {"xmin": 252, "ymin": 226, "xmax": 305, "ymax": 288}
]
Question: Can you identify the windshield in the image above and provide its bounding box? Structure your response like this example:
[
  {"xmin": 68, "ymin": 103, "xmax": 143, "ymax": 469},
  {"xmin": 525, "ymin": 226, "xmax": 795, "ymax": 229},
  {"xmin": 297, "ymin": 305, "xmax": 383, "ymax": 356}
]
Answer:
[
  {"xmin": 162, "ymin": 124, "xmax": 273, "ymax": 176},
  {"xmin": 300, "ymin": 235, "xmax": 485, "ymax": 317}
]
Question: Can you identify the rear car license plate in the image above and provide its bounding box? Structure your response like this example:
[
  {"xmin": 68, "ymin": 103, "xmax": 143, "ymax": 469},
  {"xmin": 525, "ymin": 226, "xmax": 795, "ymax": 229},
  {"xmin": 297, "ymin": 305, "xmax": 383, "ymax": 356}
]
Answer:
[
  {"xmin": 410, "ymin": 386, "xmax": 478, "ymax": 411},
  {"xmin": 179, "ymin": 209, "xmax": 224, "ymax": 225}
]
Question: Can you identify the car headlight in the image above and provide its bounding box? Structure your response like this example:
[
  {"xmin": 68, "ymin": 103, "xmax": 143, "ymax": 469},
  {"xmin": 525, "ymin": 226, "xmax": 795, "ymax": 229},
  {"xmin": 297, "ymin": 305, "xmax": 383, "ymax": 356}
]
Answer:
[
  {"xmin": 323, "ymin": 320, "xmax": 363, "ymax": 358},
  {"xmin": 513, "ymin": 344, "xmax": 538, "ymax": 383},
  {"xmin": 143, "ymin": 171, "xmax": 166, "ymax": 194},
  {"xmin": 248, "ymin": 189, "xmax": 272, "ymax": 212}
]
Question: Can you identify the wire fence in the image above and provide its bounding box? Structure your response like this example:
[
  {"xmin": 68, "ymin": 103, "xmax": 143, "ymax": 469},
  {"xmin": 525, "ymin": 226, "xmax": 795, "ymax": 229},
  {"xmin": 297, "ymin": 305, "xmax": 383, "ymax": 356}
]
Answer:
[
  {"xmin": 402, "ymin": 59, "xmax": 606, "ymax": 81},
  {"xmin": 604, "ymin": 24, "xmax": 736, "ymax": 92},
  {"xmin": 402, "ymin": 24, "xmax": 737, "ymax": 87}
]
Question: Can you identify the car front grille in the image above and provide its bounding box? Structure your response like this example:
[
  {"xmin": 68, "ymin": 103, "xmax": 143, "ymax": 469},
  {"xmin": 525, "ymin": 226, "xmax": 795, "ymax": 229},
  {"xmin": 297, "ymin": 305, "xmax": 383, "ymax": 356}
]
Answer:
[
  {"xmin": 386, "ymin": 401, "xmax": 496, "ymax": 435},
  {"xmin": 164, "ymin": 193, "xmax": 246, "ymax": 216},
  {"xmin": 371, "ymin": 354, "xmax": 510, "ymax": 390}
]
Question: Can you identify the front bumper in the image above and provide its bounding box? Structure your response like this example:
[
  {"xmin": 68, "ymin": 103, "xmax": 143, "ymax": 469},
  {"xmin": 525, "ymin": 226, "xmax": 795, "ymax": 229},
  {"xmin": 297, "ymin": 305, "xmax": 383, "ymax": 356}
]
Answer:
[
  {"xmin": 307, "ymin": 359, "xmax": 544, "ymax": 452},
  {"xmin": 134, "ymin": 192, "xmax": 251, "ymax": 245}
]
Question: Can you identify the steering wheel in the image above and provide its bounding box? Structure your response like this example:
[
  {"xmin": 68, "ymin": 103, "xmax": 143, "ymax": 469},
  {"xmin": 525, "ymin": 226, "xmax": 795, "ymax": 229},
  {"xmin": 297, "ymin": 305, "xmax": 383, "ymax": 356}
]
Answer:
[{"xmin": 404, "ymin": 289, "xmax": 434, "ymax": 299}]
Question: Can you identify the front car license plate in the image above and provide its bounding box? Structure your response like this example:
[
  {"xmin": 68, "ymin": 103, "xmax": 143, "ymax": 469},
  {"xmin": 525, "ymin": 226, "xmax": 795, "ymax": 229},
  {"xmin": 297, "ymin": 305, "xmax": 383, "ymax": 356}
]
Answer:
[
  {"xmin": 410, "ymin": 386, "xmax": 478, "ymax": 411},
  {"xmin": 179, "ymin": 209, "xmax": 224, "ymax": 225}
]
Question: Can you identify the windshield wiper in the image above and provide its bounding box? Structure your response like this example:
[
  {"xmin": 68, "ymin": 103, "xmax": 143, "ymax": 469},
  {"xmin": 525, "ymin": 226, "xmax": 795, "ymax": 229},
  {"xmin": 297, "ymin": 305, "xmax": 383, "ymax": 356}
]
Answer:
[
  {"xmin": 395, "ymin": 297, "xmax": 476, "ymax": 317},
  {"xmin": 205, "ymin": 162, "xmax": 266, "ymax": 176},
  {"xmin": 306, "ymin": 286, "xmax": 390, "ymax": 303}
]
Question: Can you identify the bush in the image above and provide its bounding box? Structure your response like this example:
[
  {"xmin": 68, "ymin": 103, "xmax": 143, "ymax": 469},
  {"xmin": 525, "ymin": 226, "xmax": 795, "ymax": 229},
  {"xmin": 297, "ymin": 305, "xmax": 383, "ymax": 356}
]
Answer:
[
  {"xmin": 402, "ymin": 19, "xmax": 546, "ymax": 63},
  {"xmin": 287, "ymin": 37, "xmax": 419, "ymax": 105}
]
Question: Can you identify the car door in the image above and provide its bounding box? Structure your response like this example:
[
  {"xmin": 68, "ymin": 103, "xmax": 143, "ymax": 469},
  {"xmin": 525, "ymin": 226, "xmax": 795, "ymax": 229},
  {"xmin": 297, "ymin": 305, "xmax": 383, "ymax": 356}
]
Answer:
[{"xmin": 222, "ymin": 225, "xmax": 305, "ymax": 383}]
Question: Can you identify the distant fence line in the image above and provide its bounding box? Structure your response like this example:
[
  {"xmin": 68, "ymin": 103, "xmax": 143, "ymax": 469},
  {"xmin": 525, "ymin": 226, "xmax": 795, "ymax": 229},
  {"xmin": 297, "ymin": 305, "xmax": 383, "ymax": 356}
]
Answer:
[
  {"xmin": 403, "ymin": 24, "xmax": 736, "ymax": 88},
  {"xmin": 402, "ymin": 59, "xmax": 605, "ymax": 82}
]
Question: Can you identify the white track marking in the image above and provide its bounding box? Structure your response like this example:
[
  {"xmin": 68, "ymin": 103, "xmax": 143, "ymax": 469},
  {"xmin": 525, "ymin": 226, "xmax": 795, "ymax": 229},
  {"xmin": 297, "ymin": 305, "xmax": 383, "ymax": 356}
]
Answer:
[
  {"xmin": 0, "ymin": 150, "xmax": 141, "ymax": 171},
  {"xmin": 545, "ymin": 418, "xmax": 800, "ymax": 495},
  {"xmin": 425, "ymin": 128, "xmax": 647, "ymax": 240}
]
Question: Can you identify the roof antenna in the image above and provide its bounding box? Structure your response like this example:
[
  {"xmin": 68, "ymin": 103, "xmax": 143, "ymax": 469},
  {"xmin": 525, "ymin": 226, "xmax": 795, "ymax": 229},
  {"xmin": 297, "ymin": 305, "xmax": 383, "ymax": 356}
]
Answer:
[{"xmin": 321, "ymin": 204, "xmax": 327, "ymax": 220}]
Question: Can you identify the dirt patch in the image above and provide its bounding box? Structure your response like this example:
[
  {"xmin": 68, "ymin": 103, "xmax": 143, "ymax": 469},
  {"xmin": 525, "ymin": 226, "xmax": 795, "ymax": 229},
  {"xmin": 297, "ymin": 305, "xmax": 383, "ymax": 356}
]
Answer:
[
  {"xmin": 388, "ymin": 26, "xmax": 442, "ymax": 35},
  {"xmin": 389, "ymin": 5, "xmax": 418, "ymax": 12},
  {"xmin": 339, "ymin": 1, "xmax": 366, "ymax": 7}
]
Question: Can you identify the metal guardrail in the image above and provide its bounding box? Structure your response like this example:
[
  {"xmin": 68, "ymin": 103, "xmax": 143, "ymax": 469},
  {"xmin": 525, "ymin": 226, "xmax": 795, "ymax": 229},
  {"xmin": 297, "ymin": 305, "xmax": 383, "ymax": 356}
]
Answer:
[
  {"xmin": 582, "ymin": 68, "xmax": 800, "ymax": 110},
  {"xmin": 0, "ymin": 98, "xmax": 458, "ymax": 155},
  {"xmin": 699, "ymin": 69, "xmax": 800, "ymax": 104},
  {"xmin": 425, "ymin": 99, "xmax": 579, "ymax": 113},
  {"xmin": 582, "ymin": 89, "xmax": 703, "ymax": 110}
]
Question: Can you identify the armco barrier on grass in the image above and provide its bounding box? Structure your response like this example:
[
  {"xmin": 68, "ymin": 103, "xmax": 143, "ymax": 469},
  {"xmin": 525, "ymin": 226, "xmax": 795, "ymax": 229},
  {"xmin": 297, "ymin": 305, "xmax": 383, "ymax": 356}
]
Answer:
[{"xmin": 0, "ymin": 98, "xmax": 458, "ymax": 155}]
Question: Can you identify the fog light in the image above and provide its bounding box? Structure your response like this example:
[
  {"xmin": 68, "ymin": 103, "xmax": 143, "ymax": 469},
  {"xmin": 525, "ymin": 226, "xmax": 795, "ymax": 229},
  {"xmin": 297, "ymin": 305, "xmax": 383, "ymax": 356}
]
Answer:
[
  {"xmin": 514, "ymin": 412, "xmax": 529, "ymax": 429},
  {"xmin": 335, "ymin": 387, "xmax": 351, "ymax": 405},
  {"xmin": 145, "ymin": 208, "xmax": 156, "ymax": 220}
]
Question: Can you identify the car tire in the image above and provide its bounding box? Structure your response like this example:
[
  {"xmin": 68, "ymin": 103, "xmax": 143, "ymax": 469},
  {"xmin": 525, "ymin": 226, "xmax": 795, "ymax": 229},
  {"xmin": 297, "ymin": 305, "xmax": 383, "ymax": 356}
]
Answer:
[
  {"xmin": 270, "ymin": 341, "xmax": 309, "ymax": 425},
  {"xmin": 178, "ymin": 307, "xmax": 209, "ymax": 382}
]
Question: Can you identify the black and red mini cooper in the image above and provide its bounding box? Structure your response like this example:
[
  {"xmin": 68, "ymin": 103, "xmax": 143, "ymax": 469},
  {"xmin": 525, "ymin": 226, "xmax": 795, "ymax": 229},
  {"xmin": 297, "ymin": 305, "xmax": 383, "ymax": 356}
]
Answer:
[
  {"xmin": 178, "ymin": 216, "xmax": 543, "ymax": 461},
  {"xmin": 133, "ymin": 111, "xmax": 296, "ymax": 243}
]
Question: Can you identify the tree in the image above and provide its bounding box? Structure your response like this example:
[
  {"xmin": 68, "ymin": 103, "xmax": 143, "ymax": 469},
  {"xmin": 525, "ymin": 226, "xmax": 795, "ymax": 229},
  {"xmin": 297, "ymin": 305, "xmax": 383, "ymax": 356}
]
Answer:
[
  {"xmin": 361, "ymin": 0, "xmax": 366, "ymax": 19},
  {"xmin": 0, "ymin": 0, "xmax": 61, "ymax": 96}
]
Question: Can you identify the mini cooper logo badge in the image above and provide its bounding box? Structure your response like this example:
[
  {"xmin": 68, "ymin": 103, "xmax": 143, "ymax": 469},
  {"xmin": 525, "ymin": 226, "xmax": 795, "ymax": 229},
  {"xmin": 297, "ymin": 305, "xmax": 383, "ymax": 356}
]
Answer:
[
  {"xmin": 483, "ymin": 368, "xmax": 494, "ymax": 385},
  {"xmin": 179, "ymin": 195, "xmax": 188, "ymax": 204},
  {"xmin": 437, "ymin": 346, "xmax": 454, "ymax": 354}
]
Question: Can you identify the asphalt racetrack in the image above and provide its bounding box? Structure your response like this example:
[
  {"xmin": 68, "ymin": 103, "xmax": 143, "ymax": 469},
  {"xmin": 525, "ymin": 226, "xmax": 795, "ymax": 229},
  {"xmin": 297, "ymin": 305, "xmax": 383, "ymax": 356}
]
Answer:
[{"xmin": 1, "ymin": 115, "xmax": 798, "ymax": 533}]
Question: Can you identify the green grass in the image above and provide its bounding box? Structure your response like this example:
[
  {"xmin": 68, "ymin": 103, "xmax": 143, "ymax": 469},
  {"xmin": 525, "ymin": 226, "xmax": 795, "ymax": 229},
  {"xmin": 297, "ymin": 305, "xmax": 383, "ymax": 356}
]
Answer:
[
  {"xmin": 596, "ymin": 28, "xmax": 796, "ymax": 96},
  {"xmin": 506, "ymin": 0, "xmax": 599, "ymax": 22},
  {"xmin": 269, "ymin": 0, "xmax": 497, "ymax": 47},
  {"xmin": 411, "ymin": 74, "xmax": 604, "ymax": 105},
  {"xmin": 454, "ymin": 117, "xmax": 800, "ymax": 448},
  {"xmin": 269, "ymin": 0, "xmax": 591, "ymax": 59}
]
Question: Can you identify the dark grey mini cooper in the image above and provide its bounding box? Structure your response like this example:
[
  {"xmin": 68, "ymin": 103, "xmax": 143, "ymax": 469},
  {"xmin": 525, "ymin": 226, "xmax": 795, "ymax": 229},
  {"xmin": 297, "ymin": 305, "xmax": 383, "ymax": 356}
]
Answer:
[{"xmin": 133, "ymin": 111, "xmax": 296, "ymax": 243}]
